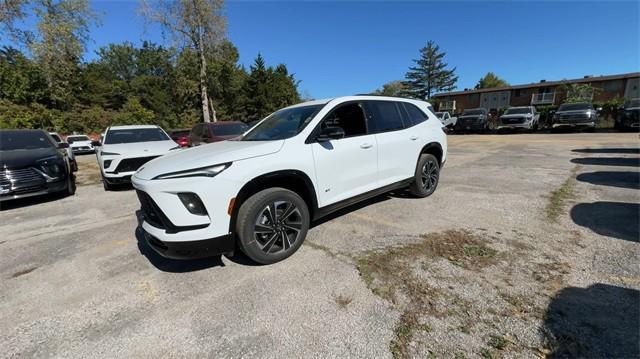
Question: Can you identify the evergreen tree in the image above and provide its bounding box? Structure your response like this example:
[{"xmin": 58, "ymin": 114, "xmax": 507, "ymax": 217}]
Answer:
[
  {"xmin": 475, "ymin": 72, "xmax": 509, "ymax": 89},
  {"xmin": 403, "ymin": 40, "xmax": 457, "ymax": 100}
]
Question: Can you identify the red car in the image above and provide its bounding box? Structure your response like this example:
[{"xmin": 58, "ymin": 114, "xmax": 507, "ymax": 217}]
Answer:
[
  {"xmin": 188, "ymin": 121, "xmax": 249, "ymax": 146},
  {"xmin": 169, "ymin": 129, "xmax": 190, "ymax": 147}
]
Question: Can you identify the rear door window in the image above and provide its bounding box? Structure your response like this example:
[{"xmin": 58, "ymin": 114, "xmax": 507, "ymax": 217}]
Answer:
[
  {"xmin": 366, "ymin": 101, "xmax": 406, "ymax": 133},
  {"xmin": 321, "ymin": 102, "xmax": 368, "ymax": 138},
  {"xmin": 403, "ymin": 103, "xmax": 429, "ymax": 126}
]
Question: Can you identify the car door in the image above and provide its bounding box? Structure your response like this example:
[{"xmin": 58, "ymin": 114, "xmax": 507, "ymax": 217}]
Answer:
[
  {"xmin": 310, "ymin": 101, "xmax": 379, "ymax": 207},
  {"xmin": 365, "ymin": 100, "xmax": 417, "ymax": 186}
]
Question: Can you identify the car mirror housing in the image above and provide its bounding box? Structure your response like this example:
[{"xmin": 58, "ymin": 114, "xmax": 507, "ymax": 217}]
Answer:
[{"xmin": 316, "ymin": 127, "xmax": 345, "ymax": 142}]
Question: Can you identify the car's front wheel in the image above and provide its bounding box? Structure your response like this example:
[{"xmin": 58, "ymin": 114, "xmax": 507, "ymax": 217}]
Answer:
[
  {"xmin": 236, "ymin": 188, "xmax": 310, "ymax": 264},
  {"xmin": 409, "ymin": 154, "xmax": 440, "ymax": 198}
]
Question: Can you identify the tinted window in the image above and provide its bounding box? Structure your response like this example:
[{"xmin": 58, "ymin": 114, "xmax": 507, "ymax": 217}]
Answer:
[
  {"xmin": 320, "ymin": 102, "xmax": 367, "ymax": 138},
  {"xmin": 367, "ymin": 101, "xmax": 405, "ymax": 133},
  {"xmin": 212, "ymin": 123, "xmax": 249, "ymax": 136},
  {"xmin": 50, "ymin": 134, "xmax": 62, "ymax": 142},
  {"xmin": 170, "ymin": 130, "xmax": 190, "ymax": 138},
  {"xmin": 0, "ymin": 131, "xmax": 55, "ymax": 151},
  {"xmin": 403, "ymin": 103, "xmax": 428, "ymax": 126},
  {"xmin": 67, "ymin": 135, "xmax": 90, "ymax": 142},
  {"xmin": 104, "ymin": 128, "xmax": 170, "ymax": 144},
  {"xmin": 242, "ymin": 104, "xmax": 324, "ymax": 141},
  {"xmin": 462, "ymin": 109, "xmax": 486, "ymax": 115},
  {"xmin": 504, "ymin": 107, "xmax": 532, "ymax": 115}
]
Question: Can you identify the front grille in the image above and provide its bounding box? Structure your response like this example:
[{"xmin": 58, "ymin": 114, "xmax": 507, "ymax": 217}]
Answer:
[
  {"xmin": 136, "ymin": 190, "xmax": 166, "ymax": 229},
  {"xmin": 0, "ymin": 168, "xmax": 46, "ymax": 194},
  {"xmin": 115, "ymin": 156, "xmax": 159, "ymax": 173},
  {"xmin": 74, "ymin": 146, "xmax": 91, "ymax": 150},
  {"xmin": 501, "ymin": 117, "xmax": 525, "ymax": 124},
  {"xmin": 559, "ymin": 113, "xmax": 589, "ymax": 120},
  {"xmin": 136, "ymin": 190, "xmax": 209, "ymax": 234}
]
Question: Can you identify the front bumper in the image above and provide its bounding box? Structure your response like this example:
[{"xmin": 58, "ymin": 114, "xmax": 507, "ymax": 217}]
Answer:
[
  {"xmin": 132, "ymin": 173, "xmax": 242, "ymax": 258},
  {"xmin": 142, "ymin": 229, "xmax": 234, "ymax": 259},
  {"xmin": 0, "ymin": 178, "xmax": 66, "ymax": 202},
  {"xmin": 552, "ymin": 121, "xmax": 595, "ymax": 128},
  {"xmin": 497, "ymin": 122, "xmax": 533, "ymax": 130}
]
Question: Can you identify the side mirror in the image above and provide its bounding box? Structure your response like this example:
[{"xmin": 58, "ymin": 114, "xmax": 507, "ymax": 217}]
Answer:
[
  {"xmin": 316, "ymin": 127, "xmax": 345, "ymax": 142},
  {"xmin": 91, "ymin": 140, "xmax": 101, "ymax": 146},
  {"xmin": 58, "ymin": 142, "xmax": 69, "ymax": 149}
]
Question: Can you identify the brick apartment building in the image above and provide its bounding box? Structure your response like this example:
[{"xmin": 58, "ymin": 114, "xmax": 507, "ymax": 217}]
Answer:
[{"xmin": 432, "ymin": 72, "xmax": 640, "ymax": 114}]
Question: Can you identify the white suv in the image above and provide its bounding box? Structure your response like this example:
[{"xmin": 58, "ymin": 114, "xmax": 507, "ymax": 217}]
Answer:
[
  {"xmin": 98, "ymin": 125, "xmax": 179, "ymax": 190},
  {"xmin": 132, "ymin": 96, "xmax": 447, "ymax": 264}
]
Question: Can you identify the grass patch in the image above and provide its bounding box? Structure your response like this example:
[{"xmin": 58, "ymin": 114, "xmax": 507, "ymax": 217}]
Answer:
[
  {"xmin": 334, "ymin": 294, "xmax": 353, "ymax": 309},
  {"xmin": 545, "ymin": 166, "xmax": 580, "ymax": 222},
  {"xmin": 356, "ymin": 230, "xmax": 498, "ymax": 359},
  {"xmin": 488, "ymin": 335, "xmax": 508, "ymax": 350}
]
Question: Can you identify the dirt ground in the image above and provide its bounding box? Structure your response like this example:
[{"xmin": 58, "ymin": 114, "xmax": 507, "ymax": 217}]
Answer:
[{"xmin": 1, "ymin": 132, "xmax": 638, "ymax": 358}]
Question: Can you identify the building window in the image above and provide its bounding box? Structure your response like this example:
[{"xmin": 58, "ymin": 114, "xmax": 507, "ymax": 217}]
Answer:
[
  {"xmin": 514, "ymin": 89, "xmax": 521, "ymax": 97},
  {"xmin": 468, "ymin": 94, "xmax": 479, "ymax": 102},
  {"xmin": 602, "ymin": 80, "xmax": 623, "ymax": 93}
]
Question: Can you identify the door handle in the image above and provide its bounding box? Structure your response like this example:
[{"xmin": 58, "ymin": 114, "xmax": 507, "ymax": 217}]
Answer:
[
  {"xmin": 410, "ymin": 136, "xmax": 419, "ymax": 141},
  {"xmin": 360, "ymin": 143, "xmax": 373, "ymax": 149}
]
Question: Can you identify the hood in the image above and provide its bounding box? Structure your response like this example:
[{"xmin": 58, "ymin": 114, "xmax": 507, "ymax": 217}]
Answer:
[
  {"xmin": 0, "ymin": 147, "xmax": 60, "ymax": 169},
  {"xmin": 500, "ymin": 114, "xmax": 531, "ymax": 119},
  {"xmin": 134, "ymin": 139, "xmax": 284, "ymax": 180},
  {"xmin": 101, "ymin": 140, "xmax": 177, "ymax": 157},
  {"xmin": 70, "ymin": 140, "xmax": 92, "ymax": 146}
]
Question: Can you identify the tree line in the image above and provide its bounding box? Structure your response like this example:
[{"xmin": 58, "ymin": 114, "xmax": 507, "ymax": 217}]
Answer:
[{"xmin": 0, "ymin": 0, "xmax": 301, "ymax": 134}]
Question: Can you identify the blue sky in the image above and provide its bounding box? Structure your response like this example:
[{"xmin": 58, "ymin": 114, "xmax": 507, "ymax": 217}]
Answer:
[{"xmin": 6, "ymin": 1, "xmax": 640, "ymax": 99}]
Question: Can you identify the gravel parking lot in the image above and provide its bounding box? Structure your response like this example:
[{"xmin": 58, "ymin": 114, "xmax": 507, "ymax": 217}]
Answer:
[{"xmin": 1, "ymin": 133, "xmax": 638, "ymax": 358}]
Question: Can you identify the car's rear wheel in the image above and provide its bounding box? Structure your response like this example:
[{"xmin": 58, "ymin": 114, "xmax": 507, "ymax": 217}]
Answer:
[
  {"xmin": 236, "ymin": 188, "xmax": 310, "ymax": 264},
  {"xmin": 409, "ymin": 154, "xmax": 440, "ymax": 198}
]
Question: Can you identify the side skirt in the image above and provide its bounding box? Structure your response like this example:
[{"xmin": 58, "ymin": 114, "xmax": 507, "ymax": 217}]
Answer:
[{"xmin": 312, "ymin": 178, "xmax": 414, "ymax": 221}]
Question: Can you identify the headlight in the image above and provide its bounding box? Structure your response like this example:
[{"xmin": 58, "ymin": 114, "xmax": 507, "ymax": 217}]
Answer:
[
  {"xmin": 153, "ymin": 163, "xmax": 231, "ymax": 180},
  {"xmin": 36, "ymin": 156, "xmax": 63, "ymax": 179},
  {"xmin": 100, "ymin": 151, "xmax": 120, "ymax": 156}
]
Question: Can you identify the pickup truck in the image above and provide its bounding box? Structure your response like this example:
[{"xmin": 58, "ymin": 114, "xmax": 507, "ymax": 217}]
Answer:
[{"xmin": 435, "ymin": 111, "xmax": 457, "ymax": 128}]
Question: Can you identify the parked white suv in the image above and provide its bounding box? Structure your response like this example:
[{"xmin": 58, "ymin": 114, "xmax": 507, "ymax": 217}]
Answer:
[
  {"xmin": 98, "ymin": 125, "xmax": 179, "ymax": 190},
  {"xmin": 132, "ymin": 96, "xmax": 447, "ymax": 264},
  {"xmin": 66, "ymin": 134, "xmax": 95, "ymax": 154}
]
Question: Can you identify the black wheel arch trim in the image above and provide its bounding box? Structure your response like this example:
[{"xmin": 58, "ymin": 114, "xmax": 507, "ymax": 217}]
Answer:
[{"xmin": 229, "ymin": 169, "xmax": 319, "ymax": 233}]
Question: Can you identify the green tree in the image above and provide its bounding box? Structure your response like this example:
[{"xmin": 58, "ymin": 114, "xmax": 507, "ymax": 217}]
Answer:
[
  {"xmin": 475, "ymin": 72, "xmax": 509, "ymax": 89},
  {"xmin": 244, "ymin": 54, "xmax": 300, "ymax": 121},
  {"xmin": 403, "ymin": 40, "xmax": 457, "ymax": 100},
  {"xmin": 29, "ymin": 0, "xmax": 98, "ymax": 109},
  {"xmin": 0, "ymin": 47, "xmax": 48, "ymax": 104},
  {"xmin": 559, "ymin": 83, "xmax": 597, "ymax": 103},
  {"xmin": 141, "ymin": 0, "xmax": 226, "ymax": 122},
  {"xmin": 373, "ymin": 80, "xmax": 406, "ymax": 97},
  {"xmin": 112, "ymin": 97, "xmax": 156, "ymax": 125}
]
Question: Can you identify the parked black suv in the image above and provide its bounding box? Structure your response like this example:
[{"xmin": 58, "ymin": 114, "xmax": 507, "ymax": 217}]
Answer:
[
  {"xmin": 615, "ymin": 98, "xmax": 640, "ymax": 131},
  {"xmin": 455, "ymin": 108, "xmax": 490, "ymax": 133},
  {"xmin": 0, "ymin": 129, "xmax": 76, "ymax": 202}
]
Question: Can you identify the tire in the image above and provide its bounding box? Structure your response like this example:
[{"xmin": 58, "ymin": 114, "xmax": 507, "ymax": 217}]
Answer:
[
  {"xmin": 236, "ymin": 188, "xmax": 310, "ymax": 264},
  {"xmin": 66, "ymin": 173, "xmax": 76, "ymax": 196},
  {"xmin": 409, "ymin": 154, "xmax": 440, "ymax": 198}
]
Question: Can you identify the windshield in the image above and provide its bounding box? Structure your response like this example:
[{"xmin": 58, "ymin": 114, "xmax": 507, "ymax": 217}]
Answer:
[
  {"xmin": 242, "ymin": 104, "xmax": 324, "ymax": 141},
  {"xmin": 558, "ymin": 103, "xmax": 592, "ymax": 111},
  {"xmin": 435, "ymin": 112, "xmax": 444, "ymax": 119},
  {"xmin": 504, "ymin": 108, "xmax": 532, "ymax": 115},
  {"xmin": 67, "ymin": 135, "xmax": 90, "ymax": 142},
  {"xmin": 214, "ymin": 123, "xmax": 249, "ymax": 137},
  {"xmin": 104, "ymin": 128, "xmax": 170, "ymax": 144},
  {"xmin": 625, "ymin": 99, "xmax": 640, "ymax": 108},
  {"xmin": 463, "ymin": 109, "xmax": 485, "ymax": 116},
  {"xmin": 0, "ymin": 131, "xmax": 55, "ymax": 151}
]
